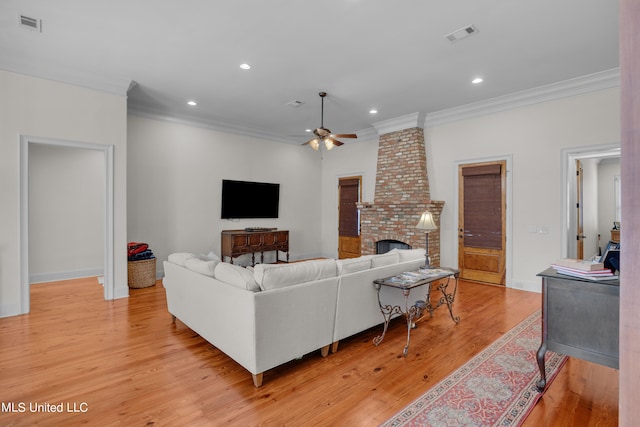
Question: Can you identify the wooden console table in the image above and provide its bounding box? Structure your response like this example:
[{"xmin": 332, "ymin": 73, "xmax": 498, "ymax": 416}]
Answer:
[
  {"xmin": 221, "ymin": 230, "xmax": 289, "ymax": 266},
  {"xmin": 536, "ymin": 267, "xmax": 619, "ymax": 390}
]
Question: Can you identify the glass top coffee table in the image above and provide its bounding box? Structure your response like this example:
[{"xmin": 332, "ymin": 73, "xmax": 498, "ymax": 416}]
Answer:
[{"xmin": 373, "ymin": 267, "xmax": 460, "ymax": 356}]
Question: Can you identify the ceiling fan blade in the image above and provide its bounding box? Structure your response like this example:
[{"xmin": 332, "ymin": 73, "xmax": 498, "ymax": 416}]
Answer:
[
  {"xmin": 331, "ymin": 139, "xmax": 344, "ymax": 146},
  {"xmin": 331, "ymin": 133, "xmax": 357, "ymax": 139}
]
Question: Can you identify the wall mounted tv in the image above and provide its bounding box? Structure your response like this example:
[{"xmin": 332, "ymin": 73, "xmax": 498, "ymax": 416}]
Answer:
[{"xmin": 221, "ymin": 179, "xmax": 280, "ymax": 219}]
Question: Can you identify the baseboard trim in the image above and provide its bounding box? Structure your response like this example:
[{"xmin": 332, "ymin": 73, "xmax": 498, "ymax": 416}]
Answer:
[
  {"xmin": 113, "ymin": 285, "xmax": 130, "ymax": 299},
  {"xmin": 0, "ymin": 303, "xmax": 21, "ymax": 319},
  {"xmin": 30, "ymin": 268, "xmax": 104, "ymax": 284},
  {"xmin": 510, "ymin": 279, "xmax": 541, "ymax": 293}
]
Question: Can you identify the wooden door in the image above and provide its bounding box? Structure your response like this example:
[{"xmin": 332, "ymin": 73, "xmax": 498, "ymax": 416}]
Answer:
[
  {"xmin": 458, "ymin": 161, "xmax": 507, "ymax": 285},
  {"xmin": 576, "ymin": 160, "xmax": 585, "ymax": 259},
  {"xmin": 338, "ymin": 177, "xmax": 361, "ymax": 259}
]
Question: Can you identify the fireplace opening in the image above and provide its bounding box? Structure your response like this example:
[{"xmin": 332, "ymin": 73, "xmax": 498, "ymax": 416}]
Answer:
[{"xmin": 376, "ymin": 239, "xmax": 411, "ymax": 254}]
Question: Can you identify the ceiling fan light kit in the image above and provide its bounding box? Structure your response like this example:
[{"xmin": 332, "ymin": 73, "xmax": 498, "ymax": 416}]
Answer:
[{"xmin": 302, "ymin": 92, "xmax": 357, "ymax": 151}]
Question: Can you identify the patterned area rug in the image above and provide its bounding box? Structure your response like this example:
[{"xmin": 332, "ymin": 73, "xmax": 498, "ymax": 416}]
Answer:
[{"xmin": 381, "ymin": 310, "xmax": 566, "ymax": 427}]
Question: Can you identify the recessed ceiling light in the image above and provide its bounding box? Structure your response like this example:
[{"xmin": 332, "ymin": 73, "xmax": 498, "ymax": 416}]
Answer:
[
  {"xmin": 187, "ymin": 100, "xmax": 197, "ymax": 106},
  {"xmin": 305, "ymin": 129, "xmax": 312, "ymax": 133},
  {"xmin": 369, "ymin": 109, "xmax": 378, "ymax": 114},
  {"xmin": 239, "ymin": 63, "xmax": 251, "ymax": 70},
  {"xmin": 472, "ymin": 77, "xmax": 484, "ymax": 84}
]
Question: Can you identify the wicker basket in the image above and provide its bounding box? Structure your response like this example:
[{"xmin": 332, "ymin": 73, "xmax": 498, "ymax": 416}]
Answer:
[{"xmin": 127, "ymin": 258, "xmax": 157, "ymax": 288}]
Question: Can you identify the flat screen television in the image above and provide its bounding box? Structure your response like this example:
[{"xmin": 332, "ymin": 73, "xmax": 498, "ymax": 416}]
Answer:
[{"xmin": 221, "ymin": 179, "xmax": 280, "ymax": 219}]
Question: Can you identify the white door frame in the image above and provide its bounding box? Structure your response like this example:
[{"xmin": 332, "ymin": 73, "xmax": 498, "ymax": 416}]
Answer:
[
  {"xmin": 560, "ymin": 143, "xmax": 620, "ymax": 259},
  {"xmin": 453, "ymin": 154, "xmax": 513, "ymax": 287},
  {"xmin": 20, "ymin": 135, "xmax": 115, "ymax": 314}
]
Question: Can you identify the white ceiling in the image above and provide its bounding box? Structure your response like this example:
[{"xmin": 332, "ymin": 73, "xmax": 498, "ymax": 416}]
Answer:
[{"xmin": 1, "ymin": 0, "xmax": 620, "ymax": 144}]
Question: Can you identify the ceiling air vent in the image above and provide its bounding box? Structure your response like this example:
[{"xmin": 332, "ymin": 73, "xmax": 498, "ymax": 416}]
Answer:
[
  {"xmin": 286, "ymin": 100, "xmax": 304, "ymax": 108},
  {"xmin": 444, "ymin": 25, "xmax": 478, "ymax": 42},
  {"xmin": 18, "ymin": 14, "xmax": 42, "ymax": 32}
]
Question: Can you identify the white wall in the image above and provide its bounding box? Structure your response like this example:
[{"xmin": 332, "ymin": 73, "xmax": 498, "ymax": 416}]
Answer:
[
  {"xmin": 126, "ymin": 115, "xmax": 324, "ymax": 270},
  {"xmin": 0, "ymin": 70, "xmax": 128, "ymax": 317},
  {"xmin": 320, "ymin": 135, "xmax": 379, "ymax": 258},
  {"xmin": 29, "ymin": 145, "xmax": 105, "ymax": 281},
  {"xmin": 426, "ymin": 87, "xmax": 621, "ymax": 291}
]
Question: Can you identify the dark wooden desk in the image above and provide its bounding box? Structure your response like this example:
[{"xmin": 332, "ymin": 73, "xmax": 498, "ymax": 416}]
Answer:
[
  {"xmin": 536, "ymin": 267, "xmax": 619, "ymax": 389},
  {"xmin": 221, "ymin": 230, "xmax": 289, "ymax": 266}
]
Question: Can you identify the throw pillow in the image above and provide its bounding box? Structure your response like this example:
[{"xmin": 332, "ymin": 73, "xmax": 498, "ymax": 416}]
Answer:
[
  {"xmin": 253, "ymin": 259, "xmax": 337, "ymax": 291},
  {"xmin": 200, "ymin": 251, "xmax": 221, "ymax": 262},
  {"xmin": 214, "ymin": 262, "xmax": 260, "ymax": 292},
  {"xmin": 336, "ymin": 257, "xmax": 371, "ymax": 275},
  {"xmin": 371, "ymin": 251, "xmax": 400, "ymax": 268},
  {"xmin": 184, "ymin": 258, "xmax": 218, "ymax": 277},
  {"xmin": 389, "ymin": 248, "xmax": 426, "ymax": 262},
  {"xmin": 168, "ymin": 252, "xmax": 196, "ymax": 266}
]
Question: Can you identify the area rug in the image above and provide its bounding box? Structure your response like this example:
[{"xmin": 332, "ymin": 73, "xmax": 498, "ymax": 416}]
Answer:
[{"xmin": 381, "ymin": 310, "xmax": 567, "ymax": 427}]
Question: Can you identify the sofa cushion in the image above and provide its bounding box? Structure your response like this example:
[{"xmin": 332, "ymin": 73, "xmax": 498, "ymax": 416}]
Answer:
[
  {"xmin": 168, "ymin": 252, "xmax": 196, "ymax": 266},
  {"xmin": 371, "ymin": 251, "xmax": 400, "ymax": 268},
  {"xmin": 214, "ymin": 262, "xmax": 261, "ymax": 292},
  {"xmin": 184, "ymin": 258, "xmax": 218, "ymax": 277},
  {"xmin": 336, "ymin": 257, "xmax": 371, "ymax": 275},
  {"xmin": 389, "ymin": 248, "xmax": 426, "ymax": 262},
  {"xmin": 253, "ymin": 259, "xmax": 337, "ymax": 291}
]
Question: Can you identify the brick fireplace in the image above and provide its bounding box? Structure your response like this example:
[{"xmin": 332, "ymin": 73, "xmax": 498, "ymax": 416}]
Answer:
[{"xmin": 359, "ymin": 126, "xmax": 444, "ymax": 266}]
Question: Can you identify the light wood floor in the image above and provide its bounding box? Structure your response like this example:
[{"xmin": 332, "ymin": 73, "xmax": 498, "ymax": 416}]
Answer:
[{"xmin": 0, "ymin": 277, "xmax": 618, "ymax": 426}]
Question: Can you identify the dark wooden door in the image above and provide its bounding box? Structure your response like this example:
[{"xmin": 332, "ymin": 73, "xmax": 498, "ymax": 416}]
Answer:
[
  {"xmin": 458, "ymin": 161, "xmax": 507, "ymax": 285},
  {"xmin": 338, "ymin": 177, "xmax": 361, "ymax": 259}
]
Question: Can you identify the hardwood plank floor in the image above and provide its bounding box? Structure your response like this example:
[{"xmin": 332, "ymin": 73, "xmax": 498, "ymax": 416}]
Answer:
[{"xmin": 0, "ymin": 277, "xmax": 618, "ymax": 426}]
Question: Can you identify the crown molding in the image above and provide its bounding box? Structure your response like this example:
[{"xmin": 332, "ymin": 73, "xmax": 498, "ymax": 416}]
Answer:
[
  {"xmin": 130, "ymin": 103, "xmax": 382, "ymax": 146},
  {"xmin": 372, "ymin": 112, "xmax": 426, "ymax": 135},
  {"xmin": 424, "ymin": 68, "xmax": 620, "ymax": 127},
  {"xmin": 132, "ymin": 67, "xmax": 621, "ymax": 142},
  {"xmin": 4, "ymin": 61, "xmax": 620, "ymax": 142},
  {"xmin": 127, "ymin": 105, "xmax": 297, "ymax": 145},
  {"xmin": 351, "ymin": 126, "xmax": 378, "ymax": 143},
  {"xmin": 0, "ymin": 62, "xmax": 131, "ymax": 96}
]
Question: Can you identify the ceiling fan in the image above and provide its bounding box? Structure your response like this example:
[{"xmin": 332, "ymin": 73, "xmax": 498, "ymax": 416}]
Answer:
[{"xmin": 302, "ymin": 92, "xmax": 357, "ymax": 151}]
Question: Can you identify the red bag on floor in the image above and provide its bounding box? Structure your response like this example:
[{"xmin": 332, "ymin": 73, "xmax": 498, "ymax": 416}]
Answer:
[{"xmin": 128, "ymin": 242, "xmax": 149, "ymax": 256}]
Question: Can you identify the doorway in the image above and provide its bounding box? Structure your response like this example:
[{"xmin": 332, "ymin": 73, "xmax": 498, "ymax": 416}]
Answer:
[
  {"xmin": 338, "ymin": 176, "xmax": 362, "ymax": 259},
  {"xmin": 20, "ymin": 136, "xmax": 115, "ymax": 314},
  {"xmin": 576, "ymin": 159, "xmax": 585, "ymax": 259},
  {"xmin": 457, "ymin": 160, "xmax": 508, "ymax": 285},
  {"xmin": 561, "ymin": 144, "xmax": 621, "ymax": 259}
]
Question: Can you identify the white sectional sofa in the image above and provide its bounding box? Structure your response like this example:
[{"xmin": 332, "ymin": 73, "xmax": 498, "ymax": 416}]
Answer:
[{"xmin": 162, "ymin": 248, "xmax": 427, "ymax": 387}]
